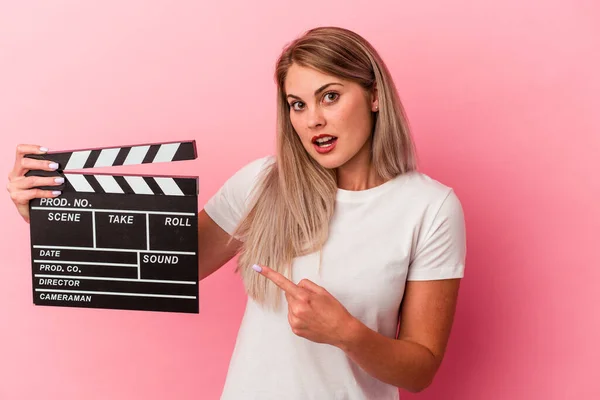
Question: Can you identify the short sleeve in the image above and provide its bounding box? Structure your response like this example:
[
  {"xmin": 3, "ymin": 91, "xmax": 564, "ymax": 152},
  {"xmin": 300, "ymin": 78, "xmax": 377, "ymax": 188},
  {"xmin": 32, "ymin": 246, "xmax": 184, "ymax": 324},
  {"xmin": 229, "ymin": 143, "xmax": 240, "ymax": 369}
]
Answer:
[
  {"xmin": 203, "ymin": 156, "xmax": 273, "ymax": 237},
  {"xmin": 407, "ymin": 189, "xmax": 467, "ymax": 281}
]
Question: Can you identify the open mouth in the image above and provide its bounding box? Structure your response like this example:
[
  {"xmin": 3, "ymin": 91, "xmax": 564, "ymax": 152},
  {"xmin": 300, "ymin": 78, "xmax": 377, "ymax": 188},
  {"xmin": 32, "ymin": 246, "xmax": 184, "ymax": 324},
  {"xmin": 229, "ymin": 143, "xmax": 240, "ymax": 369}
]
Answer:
[{"xmin": 312, "ymin": 135, "xmax": 338, "ymax": 148}]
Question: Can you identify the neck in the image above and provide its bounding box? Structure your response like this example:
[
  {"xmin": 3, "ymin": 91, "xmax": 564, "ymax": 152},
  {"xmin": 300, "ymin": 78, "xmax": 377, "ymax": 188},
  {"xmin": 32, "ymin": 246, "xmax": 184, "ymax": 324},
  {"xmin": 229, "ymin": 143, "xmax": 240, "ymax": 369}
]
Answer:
[{"xmin": 336, "ymin": 140, "xmax": 385, "ymax": 191}]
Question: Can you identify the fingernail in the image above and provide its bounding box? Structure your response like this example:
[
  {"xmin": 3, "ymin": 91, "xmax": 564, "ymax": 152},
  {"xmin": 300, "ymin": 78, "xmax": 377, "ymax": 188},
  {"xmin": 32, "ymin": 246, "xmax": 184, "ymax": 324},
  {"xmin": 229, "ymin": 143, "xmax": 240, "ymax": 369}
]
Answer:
[
  {"xmin": 252, "ymin": 264, "xmax": 262, "ymax": 273},
  {"xmin": 49, "ymin": 162, "xmax": 59, "ymax": 170},
  {"xmin": 52, "ymin": 191, "xmax": 61, "ymax": 196},
  {"xmin": 54, "ymin": 177, "xmax": 64, "ymax": 184},
  {"xmin": 39, "ymin": 147, "xmax": 48, "ymax": 152}
]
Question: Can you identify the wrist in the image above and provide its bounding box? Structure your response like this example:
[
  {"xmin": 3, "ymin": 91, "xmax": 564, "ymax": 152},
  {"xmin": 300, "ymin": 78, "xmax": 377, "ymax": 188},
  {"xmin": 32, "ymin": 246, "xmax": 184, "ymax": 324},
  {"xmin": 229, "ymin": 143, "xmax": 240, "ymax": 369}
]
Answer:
[{"xmin": 337, "ymin": 316, "xmax": 366, "ymax": 352}]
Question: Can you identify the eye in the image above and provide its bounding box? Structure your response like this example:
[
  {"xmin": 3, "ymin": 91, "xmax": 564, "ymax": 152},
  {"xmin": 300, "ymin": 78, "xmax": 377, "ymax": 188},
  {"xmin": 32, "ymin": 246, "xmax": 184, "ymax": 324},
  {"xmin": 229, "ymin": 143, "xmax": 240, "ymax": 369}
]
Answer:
[
  {"xmin": 290, "ymin": 101, "xmax": 305, "ymax": 111},
  {"xmin": 323, "ymin": 92, "xmax": 339, "ymax": 103}
]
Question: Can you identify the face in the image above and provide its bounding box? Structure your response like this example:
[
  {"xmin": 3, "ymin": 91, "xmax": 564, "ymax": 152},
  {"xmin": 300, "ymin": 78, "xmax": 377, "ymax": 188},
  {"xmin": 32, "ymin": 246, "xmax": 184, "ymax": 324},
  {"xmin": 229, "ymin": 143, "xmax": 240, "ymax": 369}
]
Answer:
[{"xmin": 284, "ymin": 63, "xmax": 378, "ymax": 170}]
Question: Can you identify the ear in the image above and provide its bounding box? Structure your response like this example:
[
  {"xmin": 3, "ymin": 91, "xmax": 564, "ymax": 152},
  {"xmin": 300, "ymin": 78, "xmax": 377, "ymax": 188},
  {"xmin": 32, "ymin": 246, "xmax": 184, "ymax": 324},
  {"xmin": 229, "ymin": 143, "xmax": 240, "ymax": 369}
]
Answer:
[{"xmin": 371, "ymin": 81, "xmax": 379, "ymax": 112}]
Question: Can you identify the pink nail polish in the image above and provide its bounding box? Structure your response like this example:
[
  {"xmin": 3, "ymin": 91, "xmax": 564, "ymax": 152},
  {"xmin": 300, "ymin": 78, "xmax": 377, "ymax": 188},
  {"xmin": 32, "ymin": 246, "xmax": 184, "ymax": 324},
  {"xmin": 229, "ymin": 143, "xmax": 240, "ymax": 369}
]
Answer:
[{"xmin": 252, "ymin": 264, "xmax": 262, "ymax": 273}]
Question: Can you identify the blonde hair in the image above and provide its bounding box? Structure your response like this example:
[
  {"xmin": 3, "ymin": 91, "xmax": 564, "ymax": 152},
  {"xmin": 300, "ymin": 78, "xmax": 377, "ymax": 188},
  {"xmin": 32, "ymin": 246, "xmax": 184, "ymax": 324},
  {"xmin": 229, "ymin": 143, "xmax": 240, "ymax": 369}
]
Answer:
[{"xmin": 230, "ymin": 26, "xmax": 417, "ymax": 310}]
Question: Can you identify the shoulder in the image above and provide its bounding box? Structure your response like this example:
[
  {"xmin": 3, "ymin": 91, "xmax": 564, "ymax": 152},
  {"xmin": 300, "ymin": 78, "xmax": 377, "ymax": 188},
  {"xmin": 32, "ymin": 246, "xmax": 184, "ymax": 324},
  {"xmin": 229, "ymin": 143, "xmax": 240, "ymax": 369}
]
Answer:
[
  {"xmin": 205, "ymin": 154, "xmax": 275, "ymax": 205},
  {"xmin": 234, "ymin": 154, "xmax": 275, "ymax": 178},
  {"xmin": 402, "ymin": 173, "xmax": 467, "ymax": 279},
  {"xmin": 401, "ymin": 171, "xmax": 457, "ymax": 198},
  {"xmin": 202, "ymin": 155, "xmax": 275, "ymax": 235},
  {"xmin": 394, "ymin": 170, "xmax": 464, "ymax": 219},
  {"xmin": 225, "ymin": 154, "xmax": 275, "ymax": 190}
]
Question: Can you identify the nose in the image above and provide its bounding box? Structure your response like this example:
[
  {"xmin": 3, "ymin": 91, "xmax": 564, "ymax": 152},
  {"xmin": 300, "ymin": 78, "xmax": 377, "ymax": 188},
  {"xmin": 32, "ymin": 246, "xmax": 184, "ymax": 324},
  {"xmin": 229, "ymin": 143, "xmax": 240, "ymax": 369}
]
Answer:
[{"xmin": 307, "ymin": 106, "xmax": 326, "ymax": 130}]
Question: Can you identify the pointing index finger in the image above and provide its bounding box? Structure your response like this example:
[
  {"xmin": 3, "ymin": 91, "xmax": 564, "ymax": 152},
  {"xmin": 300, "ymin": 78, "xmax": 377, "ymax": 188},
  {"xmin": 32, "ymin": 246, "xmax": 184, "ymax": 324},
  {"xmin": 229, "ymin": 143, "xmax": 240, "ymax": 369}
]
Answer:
[{"xmin": 252, "ymin": 264, "xmax": 301, "ymax": 297}]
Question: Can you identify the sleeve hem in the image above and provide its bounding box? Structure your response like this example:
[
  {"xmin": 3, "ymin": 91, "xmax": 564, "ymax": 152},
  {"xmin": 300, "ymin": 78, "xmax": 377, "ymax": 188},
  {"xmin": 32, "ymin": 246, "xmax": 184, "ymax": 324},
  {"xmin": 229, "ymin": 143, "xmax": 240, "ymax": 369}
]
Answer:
[
  {"xmin": 406, "ymin": 265, "xmax": 465, "ymax": 281},
  {"xmin": 204, "ymin": 205, "xmax": 237, "ymax": 236}
]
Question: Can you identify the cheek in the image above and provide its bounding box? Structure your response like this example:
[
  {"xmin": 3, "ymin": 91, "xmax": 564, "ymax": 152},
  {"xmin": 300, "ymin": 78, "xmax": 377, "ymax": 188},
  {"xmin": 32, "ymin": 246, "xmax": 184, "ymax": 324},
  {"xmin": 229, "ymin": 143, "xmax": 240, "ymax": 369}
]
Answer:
[
  {"xmin": 344, "ymin": 101, "xmax": 372, "ymax": 136},
  {"xmin": 289, "ymin": 114, "xmax": 308, "ymax": 139},
  {"xmin": 331, "ymin": 103, "xmax": 366, "ymax": 136}
]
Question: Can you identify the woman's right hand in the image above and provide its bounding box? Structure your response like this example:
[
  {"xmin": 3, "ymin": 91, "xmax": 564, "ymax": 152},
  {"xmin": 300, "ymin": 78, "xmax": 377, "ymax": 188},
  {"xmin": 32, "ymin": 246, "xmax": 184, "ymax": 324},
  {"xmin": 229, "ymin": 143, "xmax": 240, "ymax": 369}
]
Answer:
[{"xmin": 6, "ymin": 144, "xmax": 64, "ymax": 223}]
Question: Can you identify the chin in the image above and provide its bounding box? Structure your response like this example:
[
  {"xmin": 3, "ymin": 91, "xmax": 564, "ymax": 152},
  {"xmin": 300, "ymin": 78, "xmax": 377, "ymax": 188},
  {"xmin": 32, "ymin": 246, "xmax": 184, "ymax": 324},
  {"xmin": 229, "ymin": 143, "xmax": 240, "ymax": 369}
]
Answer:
[
  {"xmin": 303, "ymin": 140, "xmax": 354, "ymax": 170},
  {"xmin": 314, "ymin": 161, "xmax": 341, "ymax": 170},
  {"xmin": 307, "ymin": 152, "xmax": 347, "ymax": 170}
]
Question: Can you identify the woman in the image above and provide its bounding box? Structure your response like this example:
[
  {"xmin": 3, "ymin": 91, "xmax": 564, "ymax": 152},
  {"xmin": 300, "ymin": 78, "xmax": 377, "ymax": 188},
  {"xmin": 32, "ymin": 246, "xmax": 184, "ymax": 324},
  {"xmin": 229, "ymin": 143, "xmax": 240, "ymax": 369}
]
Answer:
[{"xmin": 7, "ymin": 27, "xmax": 466, "ymax": 399}]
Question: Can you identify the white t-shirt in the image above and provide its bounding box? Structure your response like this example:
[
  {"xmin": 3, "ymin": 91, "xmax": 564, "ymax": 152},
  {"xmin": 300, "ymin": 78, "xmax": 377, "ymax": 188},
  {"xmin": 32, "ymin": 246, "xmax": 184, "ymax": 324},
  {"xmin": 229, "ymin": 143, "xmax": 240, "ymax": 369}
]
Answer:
[{"xmin": 203, "ymin": 155, "xmax": 466, "ymax": 400}]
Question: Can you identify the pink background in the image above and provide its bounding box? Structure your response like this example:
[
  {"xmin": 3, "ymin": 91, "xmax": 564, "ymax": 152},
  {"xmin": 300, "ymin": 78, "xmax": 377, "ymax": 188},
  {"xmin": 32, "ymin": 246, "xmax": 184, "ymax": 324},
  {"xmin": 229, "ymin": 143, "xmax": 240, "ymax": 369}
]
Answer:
[{"xmin": 1, "ymin": 1, "xmax": 598, "ymax": 399}]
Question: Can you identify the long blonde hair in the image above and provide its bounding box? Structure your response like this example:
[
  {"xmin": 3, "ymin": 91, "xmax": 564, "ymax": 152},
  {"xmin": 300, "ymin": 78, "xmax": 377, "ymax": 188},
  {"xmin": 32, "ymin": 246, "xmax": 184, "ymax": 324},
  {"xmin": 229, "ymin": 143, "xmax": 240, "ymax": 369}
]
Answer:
[{"xmin": 230, "ymin": 26, "xmax": 417, "ymax": 310}]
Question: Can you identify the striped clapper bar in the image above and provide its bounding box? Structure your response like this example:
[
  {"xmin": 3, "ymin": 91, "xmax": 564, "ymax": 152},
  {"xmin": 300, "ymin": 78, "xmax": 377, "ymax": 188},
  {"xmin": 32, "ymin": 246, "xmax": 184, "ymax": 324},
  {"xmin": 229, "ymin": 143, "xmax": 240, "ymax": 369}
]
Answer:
[{"xmin": 24, "ymin": 140, "xmax": 199, "ymax": 314}]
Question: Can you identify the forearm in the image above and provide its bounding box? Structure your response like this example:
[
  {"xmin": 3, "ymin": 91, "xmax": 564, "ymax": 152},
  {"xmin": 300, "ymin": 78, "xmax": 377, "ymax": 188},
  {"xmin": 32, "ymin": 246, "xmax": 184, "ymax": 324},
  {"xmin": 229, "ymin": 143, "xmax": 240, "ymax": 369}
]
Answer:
[{"xmin": 337, "ymin": 318, "xmax": 438, "ymax": 393}]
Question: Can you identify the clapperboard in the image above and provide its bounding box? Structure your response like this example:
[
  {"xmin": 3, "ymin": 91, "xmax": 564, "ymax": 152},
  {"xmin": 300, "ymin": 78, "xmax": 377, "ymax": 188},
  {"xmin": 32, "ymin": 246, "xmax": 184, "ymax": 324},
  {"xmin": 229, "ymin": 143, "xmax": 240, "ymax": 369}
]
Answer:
[{"xmin": 25, "ymin": 140, "xmax": 199, "ymax": 313}]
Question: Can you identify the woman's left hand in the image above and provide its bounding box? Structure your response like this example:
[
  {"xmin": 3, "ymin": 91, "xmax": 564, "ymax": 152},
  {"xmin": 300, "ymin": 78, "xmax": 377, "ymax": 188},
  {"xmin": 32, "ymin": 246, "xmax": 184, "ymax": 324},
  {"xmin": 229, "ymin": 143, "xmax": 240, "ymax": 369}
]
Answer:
[{"xmin": 253, "ymin": 264, "xmax": 357, "ymax": 348}]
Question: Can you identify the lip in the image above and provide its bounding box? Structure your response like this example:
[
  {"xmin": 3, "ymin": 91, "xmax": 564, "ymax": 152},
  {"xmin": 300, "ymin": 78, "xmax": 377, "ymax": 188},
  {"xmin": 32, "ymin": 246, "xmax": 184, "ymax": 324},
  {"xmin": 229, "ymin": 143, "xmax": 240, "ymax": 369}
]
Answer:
[
  {"xmin": 312, "ymin": 135, "xmax": 338, "ymax": 154},
  {"xmin": 311, "ymin": 134, "xmax": 337, "ymax": 143}
]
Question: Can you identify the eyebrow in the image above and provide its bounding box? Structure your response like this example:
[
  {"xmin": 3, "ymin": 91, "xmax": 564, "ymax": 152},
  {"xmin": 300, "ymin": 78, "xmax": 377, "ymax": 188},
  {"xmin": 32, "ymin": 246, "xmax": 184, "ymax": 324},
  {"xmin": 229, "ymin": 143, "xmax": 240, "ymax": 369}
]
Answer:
[{"xmin": 286, "ymin": 82, "xmax": 344, "ymax": 101}]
